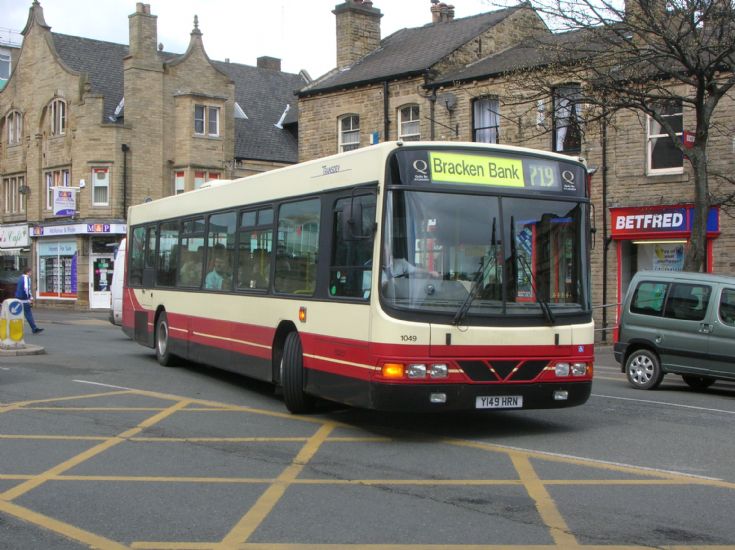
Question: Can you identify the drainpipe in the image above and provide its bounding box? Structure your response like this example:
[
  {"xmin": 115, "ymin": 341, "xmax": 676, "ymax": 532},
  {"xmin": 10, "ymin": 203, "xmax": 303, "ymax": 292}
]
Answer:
[
  {"xmin": 121, "ymin": 143, "xmax": 130, "ymax": 218},
  {"xmin": 601, "ymin": 115, "xmax": 609, "ymax": 343},
  {"xmin": 383, "ymin": 81, "xmax": 390, "ymax": 141}
]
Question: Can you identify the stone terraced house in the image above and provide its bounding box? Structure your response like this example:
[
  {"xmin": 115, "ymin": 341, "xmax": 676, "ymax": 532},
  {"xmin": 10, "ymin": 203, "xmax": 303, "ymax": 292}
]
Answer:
[
  {"xmin": 298, "ymin": 0, "xmax": 735, "ymax": 341},
  {"xmin": 0, "ymin": 1, "xmax": 308, "ymax": 310}
]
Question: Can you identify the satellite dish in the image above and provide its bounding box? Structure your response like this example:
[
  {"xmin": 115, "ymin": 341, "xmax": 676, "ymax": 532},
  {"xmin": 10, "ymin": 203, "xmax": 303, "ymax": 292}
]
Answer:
[{"xmin": 441, "ymin": 93, "xmax": 457, "ymax": 112}]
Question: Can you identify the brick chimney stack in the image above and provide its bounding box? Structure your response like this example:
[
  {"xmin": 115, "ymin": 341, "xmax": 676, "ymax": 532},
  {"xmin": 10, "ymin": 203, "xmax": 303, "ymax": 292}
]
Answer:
[
  {"xmin": 128, "ymin": 3, "xmax": 158, "ymax": 60},
  {"xmin": 257, "ymin": 56, "xmax": 282, "ymax": 71},
  {"xmin": 431, "ymin": 1, "xmax": 455, "ymax": 24},
  {"xmin": 333, "ymin": 0, "xmax": 383, "ymax": 70}
]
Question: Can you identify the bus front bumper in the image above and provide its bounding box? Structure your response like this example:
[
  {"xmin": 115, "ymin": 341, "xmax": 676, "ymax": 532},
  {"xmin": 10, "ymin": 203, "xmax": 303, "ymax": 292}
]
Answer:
[{"xmin": 368, "ymin": 381, "xmax": 592, "ymax": 412}]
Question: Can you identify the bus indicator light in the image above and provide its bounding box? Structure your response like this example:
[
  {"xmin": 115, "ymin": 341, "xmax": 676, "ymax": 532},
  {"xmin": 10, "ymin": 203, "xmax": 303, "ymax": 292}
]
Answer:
[
  {"xmin": 298, "ymin": 307, "xmax": 307, "ymax": 323},
  {"xmin": 382, "ymin": 363, "xmax": 404, "ymax": 379}
]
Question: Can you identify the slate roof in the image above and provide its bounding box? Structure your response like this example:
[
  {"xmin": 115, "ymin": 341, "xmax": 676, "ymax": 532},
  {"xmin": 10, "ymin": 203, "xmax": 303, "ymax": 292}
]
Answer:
[
  {"xmin": 51, "ymin": 33, "xmax": 129, "ymax": 123},
  {"xmin": 431, "ymin": 28, "xmax": 608, "ymax": 86},
  {"xmin": 299, "ymin": 4, "xmax": 525, "ymax": 96},
  {"xmin": 213, "ymin": 61, "xmax": 307, "ymax": 163},
  {"xmin": 49, "ymin": 33, "xmax": 304, "ymax": 163}
]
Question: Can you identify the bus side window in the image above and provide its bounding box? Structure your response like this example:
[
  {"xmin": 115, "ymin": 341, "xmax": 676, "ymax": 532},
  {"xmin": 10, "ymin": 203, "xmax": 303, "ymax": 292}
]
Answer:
[
  {"xmin": 156, "ymin": 220, "xmax": 180, "ymax": 287},
  {"xmin": 205, "ymin": 211, "xmax": 236, "ymax": 291},
  {"xmin": 330, "ymin": 194, "xmax": 376, "ymax": 299},
  {"xmin": 275, "ymin": 199, "xmax": 320, "ymax": 295},
  {"xmin": 178, "ymin": 218, "xmax": 205, "ymax": 288},
  {"xmin": 129, "ymin": 226, "xmax": 146, "ymax": 286},
  {"xmin": 237, "ymin": 208, "xmax": 273, "ymax": 291}
]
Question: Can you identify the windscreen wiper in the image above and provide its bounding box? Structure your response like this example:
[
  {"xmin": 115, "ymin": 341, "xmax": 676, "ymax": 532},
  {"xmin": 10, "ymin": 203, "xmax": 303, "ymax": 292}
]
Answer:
[
  {"xmin": 517, "ymin": 254, "xmax": 555, "ymax": 325},
  {"xmin": 452, "ymin": 252, "xmax": 496, "ymax": 326}
]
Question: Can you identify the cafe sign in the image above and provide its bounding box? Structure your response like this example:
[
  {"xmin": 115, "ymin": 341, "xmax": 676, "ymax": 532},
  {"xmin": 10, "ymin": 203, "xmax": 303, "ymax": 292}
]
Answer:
[{"xmin": 0, "ymin": 224, "xmax": 30, "ymax": 248}]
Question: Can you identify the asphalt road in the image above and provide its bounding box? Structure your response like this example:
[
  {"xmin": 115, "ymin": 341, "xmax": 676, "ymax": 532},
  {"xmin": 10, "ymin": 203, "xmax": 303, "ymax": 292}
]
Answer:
[{"xmin": 1, "ymin": 308, "xmax": 734, "ymax": 549}]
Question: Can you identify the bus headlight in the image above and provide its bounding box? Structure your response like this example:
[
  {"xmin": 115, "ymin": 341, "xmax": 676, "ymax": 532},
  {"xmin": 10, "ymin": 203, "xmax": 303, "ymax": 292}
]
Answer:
[
  {"xmin": 406, "ymin": 364, "xmax": 427, "ymax": 379},
  {"xmin": 555, "ymin": 362, "xmax": 570, "ymax": 377},
  {"xmin": 429, "ymin": 363, "xmax": 449, "ymax": 379},
  {"xmin": 571, "ymin": 362, "xmax": 588, "ymax": 376}
]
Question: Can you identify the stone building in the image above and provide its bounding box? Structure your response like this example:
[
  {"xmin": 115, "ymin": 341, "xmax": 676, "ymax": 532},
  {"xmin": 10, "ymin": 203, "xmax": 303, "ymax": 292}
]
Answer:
[
  {"xmin": 298, "ymin": 0, "xmax": 735, "ymax": 341},
  {"xmin": 0, "ymin": 1, "xmax": 308, "ymax": 310}
]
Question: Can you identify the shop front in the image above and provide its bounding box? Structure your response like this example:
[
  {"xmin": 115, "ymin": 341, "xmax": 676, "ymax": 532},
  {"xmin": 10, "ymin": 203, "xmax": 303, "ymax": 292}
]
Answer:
[
  {"xmin": 31, "ymin": 222, "xmax": 126, "ymax": 309},
  {"xmin": 610, "ymin": 204, "xmax": 719, "ymax": 338},
  {"xmin": 0, "ymin": 223, "xmax": 31, "ymax": 271}
]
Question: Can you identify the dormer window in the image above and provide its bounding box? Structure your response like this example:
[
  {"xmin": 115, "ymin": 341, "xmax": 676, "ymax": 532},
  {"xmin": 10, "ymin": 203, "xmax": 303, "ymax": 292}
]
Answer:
[
  {"xmin": 6, "ymin": 110, "xmax": 22, "ymax": 145},
  {"xmin": 194, "ymin": 104, "xmax": 220, "ymax": 137},
  {"xmin": 50, "ymin": 98, "xmax": 66, "ymax": 136}
]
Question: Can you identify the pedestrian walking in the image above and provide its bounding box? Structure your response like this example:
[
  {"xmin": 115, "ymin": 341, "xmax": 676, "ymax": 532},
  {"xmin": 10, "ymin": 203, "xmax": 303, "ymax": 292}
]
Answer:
[{"xmin": 14, "ymin": 267, "xmax": 43, "ymax": 334}]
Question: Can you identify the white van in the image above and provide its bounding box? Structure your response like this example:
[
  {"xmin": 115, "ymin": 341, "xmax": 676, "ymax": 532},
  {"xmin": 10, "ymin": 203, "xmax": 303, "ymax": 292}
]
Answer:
[{"xmin": 109, "ymin": 237, "xmax": 126, "ymax": 326}]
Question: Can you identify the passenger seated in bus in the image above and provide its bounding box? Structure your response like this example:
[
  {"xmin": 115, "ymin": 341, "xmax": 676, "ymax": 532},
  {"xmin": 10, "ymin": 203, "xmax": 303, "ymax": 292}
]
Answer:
[
  {"xmin": 240, "ymin": 248, "xmax": 269, "ymax": 290},
  {"xmin": 205, "ymin": 257, "xmax": 227, "ymax": 289},
  {"xmin": 180, "ymin": 249, "xmax": 202, "ymax": 286}
]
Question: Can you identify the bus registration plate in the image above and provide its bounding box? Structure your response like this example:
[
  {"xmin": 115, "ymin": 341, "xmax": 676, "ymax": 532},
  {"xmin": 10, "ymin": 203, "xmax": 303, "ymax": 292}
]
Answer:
[{"xmin": 476, "ymin": 395, "xmax": 523, "ymax": 409}]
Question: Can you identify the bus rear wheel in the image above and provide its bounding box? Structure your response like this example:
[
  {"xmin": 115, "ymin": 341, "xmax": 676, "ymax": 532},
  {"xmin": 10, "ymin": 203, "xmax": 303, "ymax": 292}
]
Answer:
[
  {"xmin": 281, "ymin": 332, "xmax": 315, "ymax": 414},
  {"xmin": 155, "ymin": 312, "xmax": 176, "ymax": 367}
]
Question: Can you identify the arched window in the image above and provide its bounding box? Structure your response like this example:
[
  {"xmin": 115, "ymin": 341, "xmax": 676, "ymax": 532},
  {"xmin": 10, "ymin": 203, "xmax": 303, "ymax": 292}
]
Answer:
[
  {"xmin": 50, "ymin": 98, "xmax": 67, "ymax": 136},
  {"xmin": 6, "ymin": 110, "xmax": 22, "ymax": 145},
  {"xmin": 338, "ymin": 114, "xmax": 360, "ymax": 152},
  {"xmin": 398, "ymin": 105, "xmax": 420, "ymax": 141}
]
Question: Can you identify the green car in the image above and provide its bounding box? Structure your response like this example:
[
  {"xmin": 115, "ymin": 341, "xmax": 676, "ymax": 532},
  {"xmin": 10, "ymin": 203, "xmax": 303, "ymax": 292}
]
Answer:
[{"xmin": 614, "ymin": 271, "xmax": 735, "ymax": 390}]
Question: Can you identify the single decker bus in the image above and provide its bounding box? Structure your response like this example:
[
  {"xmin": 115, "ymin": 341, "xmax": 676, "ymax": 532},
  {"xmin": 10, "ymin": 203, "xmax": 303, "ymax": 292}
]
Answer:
[{"xmin": 123, "ymin": 141, "xmax": 594, "ymax": 412}]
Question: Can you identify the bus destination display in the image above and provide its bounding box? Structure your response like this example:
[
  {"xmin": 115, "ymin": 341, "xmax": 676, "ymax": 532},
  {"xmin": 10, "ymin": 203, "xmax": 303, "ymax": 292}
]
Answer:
[{"xmin": 397, "ymin": 150, "xmax": 582, "ymax": 195}]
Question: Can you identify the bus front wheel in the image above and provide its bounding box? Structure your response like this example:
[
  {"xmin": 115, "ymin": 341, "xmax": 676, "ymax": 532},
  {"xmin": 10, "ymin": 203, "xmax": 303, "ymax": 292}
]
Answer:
[
  {"xmin": 155, "ymin": 312, "xmax": 176, "ymax": 367},
  {"xmin": 281, "ymin": 332, "xmax": 314, "ymax": 414}
]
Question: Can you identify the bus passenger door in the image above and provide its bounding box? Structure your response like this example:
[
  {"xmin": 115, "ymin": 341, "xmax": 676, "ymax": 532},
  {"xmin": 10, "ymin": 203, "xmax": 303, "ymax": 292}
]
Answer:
[{"xmin": 136, "ymin": 225, "xmax": 157, "ymax": 346}]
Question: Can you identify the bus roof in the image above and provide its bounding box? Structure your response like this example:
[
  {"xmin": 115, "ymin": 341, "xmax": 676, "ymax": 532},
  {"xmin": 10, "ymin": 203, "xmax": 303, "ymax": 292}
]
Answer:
[{"xmin": 128, "ymin": 141, "xmax": 586, "ymax": 225}]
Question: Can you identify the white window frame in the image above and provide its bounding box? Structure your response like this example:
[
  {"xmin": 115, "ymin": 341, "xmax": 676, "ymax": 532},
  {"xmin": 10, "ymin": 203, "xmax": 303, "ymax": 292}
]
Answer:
[
  {"xmin": 174, "ymin": 171, "xmax": 185, "ymax": 195},
  {"xmin": 50, "ymin": 98, "xmax": 67, "ymax": 136},
  {"xmin": 208, "ymin": 106, "xmax": 220, "ymax": 136},
  {"xmin": 0, "ymin": 49, "xmax": 10, "ymax": 85},
  {"xmin": 398, "ymin": 105, "xmax": 420, "ymax": 141},
  {"xmin": 646, "ymin": 100, "xmax": 684, "ymax": 176},
  {"xmin": 7, "ymin": 110, "xmax": 22, "ymax": 145},
  {"xmin": 92, "ymin": 167, "xmax": 110, "ymax": 206},
  {"xmin": 472, "ymin": 97, "xmax": 499, "ymax": 144},
  {"xmin": 338, "ymin": 114, "xmax": 360, "ymax": 152},
  {"xmin": 193, "ymin": 170, "xmax": 221, "ymax": 191},
  {"xmin": 194, "ymin": 105, "xmax": 205, "ymax": 135},
  {"xmin": 3, "ymin": 175, "xmax": 25, "ymax": 214},
  {"xmin": 194, "ymin": 104, "xmax": 220, "ymax": 137},
  {"xmin": 46, "ymin": 168, "xmax": 70, "ymax": 211}
]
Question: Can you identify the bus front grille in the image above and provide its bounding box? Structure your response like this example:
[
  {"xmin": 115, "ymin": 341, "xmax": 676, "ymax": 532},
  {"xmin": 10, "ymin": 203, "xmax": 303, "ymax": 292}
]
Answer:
[{"xmin": 458, "ymin": 360, "xmax": 549, "ymax": 382}]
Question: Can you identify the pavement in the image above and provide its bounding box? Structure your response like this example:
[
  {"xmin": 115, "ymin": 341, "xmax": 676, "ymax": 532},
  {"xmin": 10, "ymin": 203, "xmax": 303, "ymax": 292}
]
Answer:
[{"xmin": 0, "ymin": 307, "xmax": 112, "ymax": 357}]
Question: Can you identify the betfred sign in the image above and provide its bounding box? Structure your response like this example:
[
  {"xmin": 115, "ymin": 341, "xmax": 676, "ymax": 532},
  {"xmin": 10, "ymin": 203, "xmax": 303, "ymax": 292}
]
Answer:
[
  {"xmin": 615, "ymin": 211, "xmax": 684, "ymax": 231},
  {"xmin": 611, "ymin": 205, "xmax": 719, "ymax": 238}
]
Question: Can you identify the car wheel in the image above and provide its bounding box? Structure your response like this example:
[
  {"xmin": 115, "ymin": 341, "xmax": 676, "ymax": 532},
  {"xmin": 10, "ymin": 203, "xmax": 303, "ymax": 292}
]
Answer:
[
  {"xmin": 281, "ymin": 332, "xmax": 315, "ymax": 414},
  {"xmin": 155, "ymin": 312, "xmax": 176, "ymax": 367},
  {"xmin": 682, "ymin": 375, "xmax": 715, "ymax": 391},
  {"xmin": 625, "ymin": 349, "xmax": 663, "ymax": 390}
]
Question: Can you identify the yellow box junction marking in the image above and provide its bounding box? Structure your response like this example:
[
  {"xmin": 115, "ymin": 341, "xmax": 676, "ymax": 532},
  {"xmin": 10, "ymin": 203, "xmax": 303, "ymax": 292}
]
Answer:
[{"xmin": 1, "ymin": 388, "xmax": 734, "ymax": 549}]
